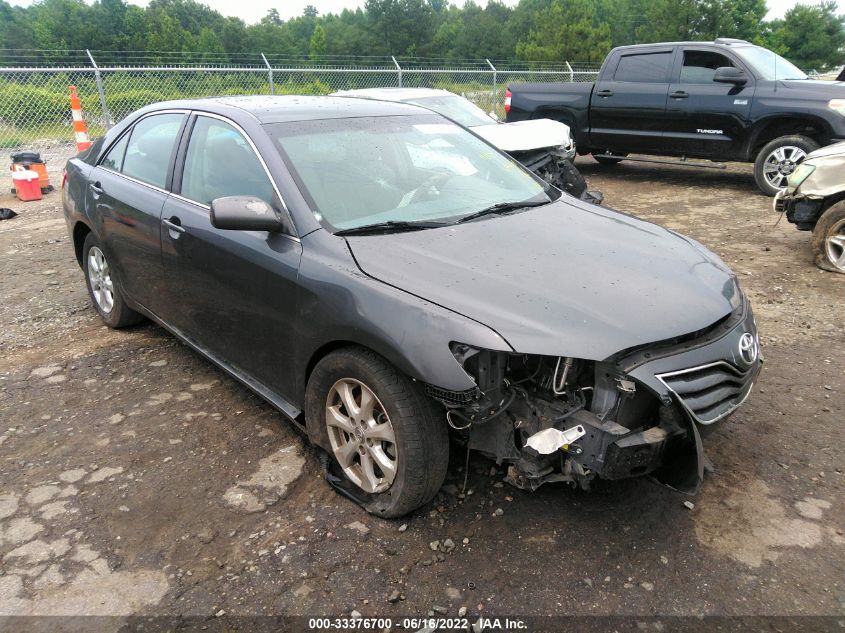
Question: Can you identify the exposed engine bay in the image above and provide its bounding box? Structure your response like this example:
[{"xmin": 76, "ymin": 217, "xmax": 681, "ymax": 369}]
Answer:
[
  {"xmin": 430, "ymin": 346, "xmax": 707, "ymax": 494},
  {"xmin": 510, "ymin": 147, "xmax": 603, "ymax": 204}
]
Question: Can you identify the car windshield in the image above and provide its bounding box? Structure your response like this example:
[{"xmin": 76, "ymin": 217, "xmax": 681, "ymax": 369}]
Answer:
[
  {"xmin": 734, "ymin": 46, "xmax": 807, "ymax": 80},
  {"xmin": 267, "ymin": 114, "xmax": 556, "ymax": 232},
  {"xmin": 401, "ymin": 95, "xmax": 498, "ymax": 128}
]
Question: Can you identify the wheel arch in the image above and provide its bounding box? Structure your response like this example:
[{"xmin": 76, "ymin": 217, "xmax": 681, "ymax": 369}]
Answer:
[
  {"xmin": 72, "ymin": 220, "xmax": 93, "ymax": 268},
  {"xmin": 746, "ymin": 115, "xmax": 832, "ymax": 160}
]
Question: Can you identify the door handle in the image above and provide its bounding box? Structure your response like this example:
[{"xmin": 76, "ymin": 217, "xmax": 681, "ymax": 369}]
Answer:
[
  {"xmin": 163, "ymin": 217, "xmax": 186, "ymax": 234},
  {"xmin": 596, "ymin": 89, "xmax": 614, "ymax": 98},
  {"xmin": 89, "ymin": 181, "xmax": 103, "ymax": 195},
  {"xmin": 670, "ymin": 91, "xmax": 689, "ymax": 99}
]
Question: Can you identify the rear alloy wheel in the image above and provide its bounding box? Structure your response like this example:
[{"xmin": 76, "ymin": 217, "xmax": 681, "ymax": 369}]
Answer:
[
  {"xmin": 305, "ymin": 347, "xmax": 449, "ymax": 517},
  {"xmin": 82, "ymin": 233, "xmax": 143, "ymax": 328},
  {"xmin": 754, "ymin": 135, "xmax": 819, "ymax": 196},
  {"xmin": 812, "ymin": 202, "xmax": 845, "ymax": 274}
]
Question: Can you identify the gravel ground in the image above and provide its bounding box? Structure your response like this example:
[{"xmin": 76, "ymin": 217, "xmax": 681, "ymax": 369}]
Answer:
[{"xmin": 0, "ymin": 158, "xmax": 843, "ymax": 630}]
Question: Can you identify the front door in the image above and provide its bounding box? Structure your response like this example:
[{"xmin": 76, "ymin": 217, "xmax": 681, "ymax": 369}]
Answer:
[
  {"xmin": 589, "ymin": 48, "xmax": 674, "ymax": 153},
  {"xmin": 159, "ymin": 114, "xmax": 303, "ymax": 401},
  {"xmin": 86, "ymin": 112, "xmax": 186, "ymax": 310},
  {"xmin": 664, "ymin": 48, "xmax": 754, "ymax": 159}
]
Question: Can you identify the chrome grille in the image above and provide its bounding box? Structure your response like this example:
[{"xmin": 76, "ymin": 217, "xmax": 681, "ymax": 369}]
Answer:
[{"xmin": 656, "ymin": 361, "xmax": 755, "ymax": 424}]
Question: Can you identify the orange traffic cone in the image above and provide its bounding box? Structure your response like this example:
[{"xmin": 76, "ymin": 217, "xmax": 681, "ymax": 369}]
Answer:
[{"xmin": 69, "ymin": 86, "xmax": 92, "ymax": 152}]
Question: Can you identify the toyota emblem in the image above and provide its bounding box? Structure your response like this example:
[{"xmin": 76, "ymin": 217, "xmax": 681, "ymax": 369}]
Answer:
[{"xmin": 738, "ymin": 333, "xmax": 758, "ymax": 365}]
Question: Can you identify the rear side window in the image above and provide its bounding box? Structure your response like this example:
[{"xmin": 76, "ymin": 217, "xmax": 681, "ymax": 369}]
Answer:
[
  {"xmin": 101, "ymin": 134, "xmax": 128, "ymax": 172},
  {"xmin": 614, "ymin": 52, "xmax": 672, "ymax": 83},
  {"xmin": 680, "ymin": 50, "xmax": 734, "ymax": 83},
  {"xmin": 180, "ymin": 116, "xmax": 275, "ymax": 206},
  {"xmin": 121, "ymin": 113, "xmax": 185, "ymax": 189}
]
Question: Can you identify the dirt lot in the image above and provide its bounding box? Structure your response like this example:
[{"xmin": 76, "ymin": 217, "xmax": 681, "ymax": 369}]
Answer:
[{"xmin": 0, "ymin": 158, "xmax": 843, "ymax": 630}]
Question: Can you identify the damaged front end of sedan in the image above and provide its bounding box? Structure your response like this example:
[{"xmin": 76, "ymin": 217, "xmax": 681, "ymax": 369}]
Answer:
[{"xmin": 429, "ymin": 303, "xmax": 761, "ymax": 495}]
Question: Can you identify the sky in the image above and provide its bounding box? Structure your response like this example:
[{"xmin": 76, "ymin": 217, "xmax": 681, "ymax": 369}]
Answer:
[{"xmin": 6, "ymin": 0, "xmax": 809, "ymax": 25}]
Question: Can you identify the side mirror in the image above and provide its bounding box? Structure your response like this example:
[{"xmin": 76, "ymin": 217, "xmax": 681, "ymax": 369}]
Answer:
[
  {"xmin": 713, "ymin": 66, "xmax": 748, "ymax": 86},
  {"xmin": 210, "ymin": 196, "xmax": 289, "ymax": 232}
]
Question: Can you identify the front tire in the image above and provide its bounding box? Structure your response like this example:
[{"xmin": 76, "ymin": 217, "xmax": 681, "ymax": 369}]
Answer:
[
  {"xmin": 305, "ymin": 347, "xmax": 449, "ymax": 518},
  {"xmin": 754, "ymin": 135, "xmax": 819, "ymax": 196},
  {"xmin": 82, "ymin": 233, "xmax": 143, "ymax": 328},
  {"xmin": 812, "ymin": 202, "xmax": 845, "ymax": 274}
]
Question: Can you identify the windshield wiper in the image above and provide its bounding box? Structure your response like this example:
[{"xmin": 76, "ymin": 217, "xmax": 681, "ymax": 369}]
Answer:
[
  {"xmin": 456, "ymin": 200, "xmax": 548, "ymax": 224},
  {"xmin": 334, "ymin": 220, "xmax": 448, "ymax": 236}
]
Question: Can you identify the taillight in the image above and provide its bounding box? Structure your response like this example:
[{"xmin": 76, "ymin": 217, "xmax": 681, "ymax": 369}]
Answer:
[
  {"xmin": 504, "ymin": 88, "xmax": 512, "ymax": 114},
  {"xmin": 61, "ymin": 169, "xmax": 68, "ymax": 190}
]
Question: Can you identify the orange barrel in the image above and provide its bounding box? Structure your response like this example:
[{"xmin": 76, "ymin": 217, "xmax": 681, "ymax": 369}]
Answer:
[{"xmin": 12, "ymin": 169, "xmax": 42, "ymax": 202}]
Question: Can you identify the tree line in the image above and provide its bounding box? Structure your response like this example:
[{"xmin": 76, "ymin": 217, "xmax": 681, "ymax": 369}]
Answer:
[{"xmin": 1, "ymin": 0, "xmax": 843, "ymax": 71}]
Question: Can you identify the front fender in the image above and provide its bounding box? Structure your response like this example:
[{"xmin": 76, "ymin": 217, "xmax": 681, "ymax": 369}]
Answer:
[{"xmin": 293, "ymin": 230, "xmax": 512, "ymax": 403}]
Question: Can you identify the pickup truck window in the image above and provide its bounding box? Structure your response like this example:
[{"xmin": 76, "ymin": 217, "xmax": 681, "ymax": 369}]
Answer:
[
  {"xmin": 734, "ymin": 46, "xmax": 807, "ymax": 80},
  {"xmin": 680, "ymin": 51, "xmax": 734, "ymax": 83},
  {"xmin": 614, "ymin": 52, "xmax": 672, "ymax": 83}
]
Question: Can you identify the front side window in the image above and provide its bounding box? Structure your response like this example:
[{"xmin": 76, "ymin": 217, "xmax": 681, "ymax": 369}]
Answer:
[
  {"xmin": 402, "ymin": 95, "xmax": 496, "ymax": 128},
  {"xmin": 734, "ymin": 46, "xmax": 807, "ymax": 80},
  {"xmin": 268, "ymin": 114, "xmax": 556, "ymax": 232},
  {"xmin": 181, "ymin": 116, "xmax": 275, "ymax": 206},
  {"xmin": 122, "ymin": 113, "xmax": 185, "ymax": 188},
  {"xmin": 681, "ymin": 50, "xmax": 735, "ymax": 83},
  {"xmin": 614, "ymin": 52, "xmax": 672, "ymax": 83}
]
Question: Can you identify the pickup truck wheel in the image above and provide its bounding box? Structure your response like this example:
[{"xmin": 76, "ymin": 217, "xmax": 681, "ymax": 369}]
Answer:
[
  {"xmin": 305, "ymin": 347, "xmax": 449, "ymax": 518},
  {"xmin": 593, "ymin": 152, "xmax": 627, "ymax": 166},
  {"xmin": 812, "ymin": 202, "xmax": 845, "ymax": 274},
  {"xmin": 754, "ymin": 135, "xmax": 819, "ymax": 196}
]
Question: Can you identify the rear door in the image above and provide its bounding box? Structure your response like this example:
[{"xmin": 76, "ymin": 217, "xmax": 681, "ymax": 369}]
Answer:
[
  {"xmin": 589, "ymin": 47, "xmax": 674, "ymax": 153},
  {"xmin": 664, "ymin": 47, "xmax": 754, "ymax": 158},
  {"xmin": 86, "ymin": 111, "xmax": 187, "ymax": 310},
  {"xmin": 159, "ymin": 113, "xmax": 303, "ymax": 400}
]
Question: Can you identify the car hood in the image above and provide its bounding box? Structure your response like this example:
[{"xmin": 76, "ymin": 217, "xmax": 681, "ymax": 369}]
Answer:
[
  {"xmin": 795, "ymin": 141, "xmax": 845, "ymax": 197},
  {"xmin": 470, "ymin": 119, "xmax": 572, "ymax": 152},
  {"xmin": 778, "ymin": 79, "xmax": 845, "ymax": 97},
  {"xmin": 346, "ymin": 200, "xmax": 737, "ymax": 360}
]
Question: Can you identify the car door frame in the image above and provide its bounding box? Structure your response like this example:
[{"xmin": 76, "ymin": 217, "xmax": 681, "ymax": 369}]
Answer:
[
  {"xmin": 86, "ymin": 109, "xmax": 190, "ymax": 311},
  {"xmin": 664, "ymin": 46, "xmax": 756, "ymax": 159},
  {"xmin": 158, "ymin": 109, "xmax": 304, "ymax": 411},
  {"xmin": 588, "ymin": 45, "xmax": 677, "ymax": 153}
]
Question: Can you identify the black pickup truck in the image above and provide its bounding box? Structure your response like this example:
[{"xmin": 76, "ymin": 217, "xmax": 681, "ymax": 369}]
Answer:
[{"xmin": 506, "ymin": 39, "xmax": 845, "ymax": 195}]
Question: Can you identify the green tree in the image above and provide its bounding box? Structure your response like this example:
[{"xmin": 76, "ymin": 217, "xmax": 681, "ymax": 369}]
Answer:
[
  {"xmin": 309, "ymin": 23, "xmax": 328, "ymax": 58},
  {"xmin": 516, "ymin": 0, "xmax": 612, "ymax": 63},
  {"xmin": 771, "ymin": 2, "xmax": 845, "ymax": 70}
]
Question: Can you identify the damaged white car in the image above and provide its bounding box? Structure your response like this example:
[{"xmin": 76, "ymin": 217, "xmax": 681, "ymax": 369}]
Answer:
[{"xmin": 333, "ymin": 87, "xmax": 600, "ymax": 202}]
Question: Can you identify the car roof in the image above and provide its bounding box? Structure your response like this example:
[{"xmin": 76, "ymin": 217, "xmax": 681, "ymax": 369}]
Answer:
[
  {"xmin": 332, "ymin": 87, "xmax": 455, "ymax": 102},
  {"xmin": 142, "ymin": 94, "xmax": 429, "ymax": 123},
  {"xmin": 614, "ymin": 39, "xmax": 757, "ymax": 52}
]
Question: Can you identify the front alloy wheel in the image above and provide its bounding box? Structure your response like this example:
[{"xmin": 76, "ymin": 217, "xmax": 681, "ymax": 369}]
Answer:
[
  {"xmin": 305, "ymin": 347, "xmax": 449, "ymax": 517},
  {"xmin": 812, "ymin": 202, "xmax": 845, "ymax": 274},
  {"xmin": 754, "ymin": 135, "xmax": 819, "ymax": 196},
  {"xmin": 326, "ymin": 378, "xmax": 397, "ymax": 494}
]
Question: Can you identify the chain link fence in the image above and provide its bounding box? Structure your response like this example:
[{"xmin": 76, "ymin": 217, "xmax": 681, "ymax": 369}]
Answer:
[{"xmin": 0, "ymin": 50, "xmax": 600, "ymax": 190}]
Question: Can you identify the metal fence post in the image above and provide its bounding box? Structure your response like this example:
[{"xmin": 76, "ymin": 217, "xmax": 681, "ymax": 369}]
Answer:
[
  {"xmin": 565, "ymin": 60, "xmax": 574, "ymax": 83},
  {"xmin": 486, "ymin": 59, "xmax": 497, "ymax": 113},
  {"xmin": 392, "ymin": 56, "xmax": 402, "ymax": 88},
  {"xmin": 86, "ymin": 49, "xmax": 112, "ymax": 127},
  {"xmin": 261, "ymin": 53, "xmax": 274, "ymax": 94}
]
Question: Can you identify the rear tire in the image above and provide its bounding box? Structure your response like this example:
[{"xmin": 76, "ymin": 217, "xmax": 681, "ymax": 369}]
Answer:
[
  {"xmin": 811, "ymin": 202, "xmax": 845, "ymax": 274},
  {"xmin": 593, "ymin": 152, "xmax": 627, "ymax": 166},
  {"xmin": 753, "ymin": 135, "xmax": 819, "ymax": 196},
  {"xmin": 305, "ymin": 347, "xmax": 449, "ymax": 518},
  {"xmin": 82, "ymin": 233, "xmax": 143, "ymax": 328}
]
